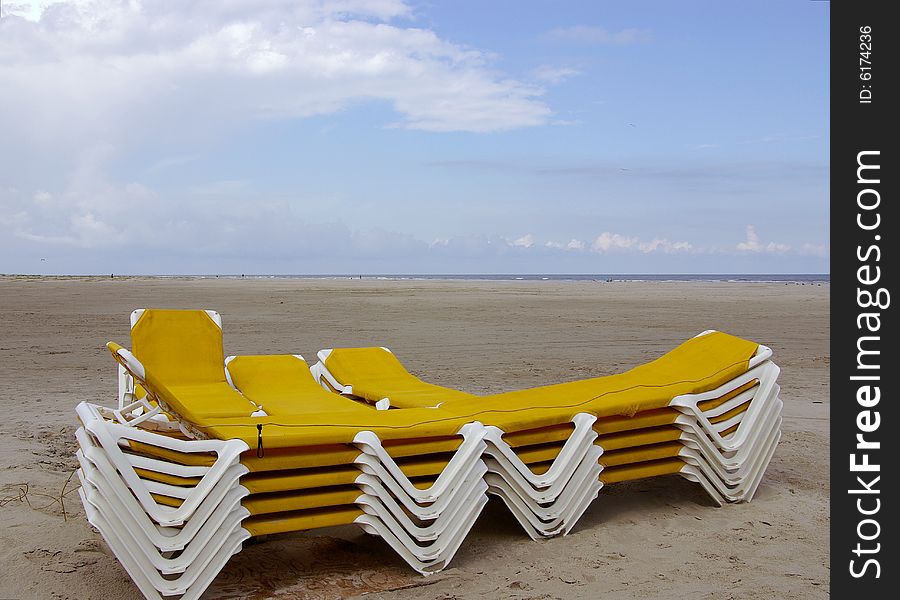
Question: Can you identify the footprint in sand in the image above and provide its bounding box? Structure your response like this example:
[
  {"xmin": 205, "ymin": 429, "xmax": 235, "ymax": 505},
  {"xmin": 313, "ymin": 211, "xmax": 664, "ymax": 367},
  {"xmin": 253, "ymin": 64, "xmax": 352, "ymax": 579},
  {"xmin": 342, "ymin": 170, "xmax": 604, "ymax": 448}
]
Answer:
[{"xmin": 23, "ymin": 542, "xmax": 102, "ymax": 574}]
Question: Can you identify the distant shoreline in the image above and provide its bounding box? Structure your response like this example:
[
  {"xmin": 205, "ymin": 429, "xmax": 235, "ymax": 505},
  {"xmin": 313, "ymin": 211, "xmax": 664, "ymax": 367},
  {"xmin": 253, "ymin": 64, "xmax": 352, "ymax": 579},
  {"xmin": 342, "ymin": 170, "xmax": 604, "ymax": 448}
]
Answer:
[{"xmin": 0, "ymin": 273, "xmax": 830, "ymax": 283}]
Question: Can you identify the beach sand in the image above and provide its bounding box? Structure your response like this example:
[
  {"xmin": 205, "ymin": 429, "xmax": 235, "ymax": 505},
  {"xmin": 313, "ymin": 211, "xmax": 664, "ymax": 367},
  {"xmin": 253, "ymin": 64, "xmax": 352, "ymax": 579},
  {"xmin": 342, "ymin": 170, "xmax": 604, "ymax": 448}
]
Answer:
[{"xmin": 0, "ymin": 277, "xmax": 829, "ymax": 599}]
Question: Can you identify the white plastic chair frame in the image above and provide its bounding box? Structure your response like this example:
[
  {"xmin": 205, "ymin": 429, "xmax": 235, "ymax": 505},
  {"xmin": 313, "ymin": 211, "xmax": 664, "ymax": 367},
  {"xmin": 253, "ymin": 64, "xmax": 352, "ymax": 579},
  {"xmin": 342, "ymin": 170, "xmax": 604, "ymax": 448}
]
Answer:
[
  {"xmin": 352, "ymin": 423, "xmax": 486, "ymax": 503},
  {"xmin": 483, "ymin": 413, "xmax": 598, "ymax": 488},
  {"xmin": 354, "ymin": 460, "xmax": 489, "ymax": 521},
  {"xmin": 678, "ymin": 421, "xmax": 782, "ymax": 503},
  {"xmin": 354, "ymin": 493, "xmax": 489, "ymax": 575},
  {"xmin": 77, "ymin": 452, "xmax": 249, "ymax": 554},
  {"xmin": 76, "ymin": 401, "xmax": 249, "ymax": 526},
  {"xmin": 676, "ymin": 401, "xmax": 783, "ymax": 483},
  {"xmin": 357, "ymin": 490, "xmax": 488, "ymax": 562},
  {"xmin": 483, "ymin": 448, "xmax": 604, "ymax": 539},
  {"xmin": 79, "ymin": 486, "xmax": 247, "ymax": 600},
  {"xmin": 487, "ymin": 445, "xmax": 603, "ymax": 518},
  {"xmin": 78, "ymin": 470, "xmax": 249, "ymax": 578},
  {"xmin": 630, "ymin": 376, "xmax": 783, "ymax": 478},
  {"xmin": 481, "ymin": 447, "xmax": 601, "ymax": 504},
  {"xmin": 676, "ymin": 434, "xmax": 779, "ymax": 506},
  {"xmin": 671, "ymin": 385, "xmax": 781, "ymax": 465},
  {"xmin": 356, "ymin": 479, "xmax": 489, "ymax": 542},
  {"xmin": 486, "ymin": 472, "xmax": 602, "ymax": 540}
]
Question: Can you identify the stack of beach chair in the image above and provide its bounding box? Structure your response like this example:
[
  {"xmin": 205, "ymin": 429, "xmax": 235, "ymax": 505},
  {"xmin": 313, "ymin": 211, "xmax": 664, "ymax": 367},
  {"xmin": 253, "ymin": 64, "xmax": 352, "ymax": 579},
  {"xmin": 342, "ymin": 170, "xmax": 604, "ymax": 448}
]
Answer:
[
  {"xmin": 225, "ymin": 353, "xmax": 492, "ymax": 575},
  {"xmin": 314, "ymin": 347, "xmax": 605, "ymax": 539},
  {"xmin": 73, "ymin": 309, "xmax": 781, "ymax": 600},
  {"xmin": 315, "ymin": 340, "xmax": 781, "ymax": 535}
]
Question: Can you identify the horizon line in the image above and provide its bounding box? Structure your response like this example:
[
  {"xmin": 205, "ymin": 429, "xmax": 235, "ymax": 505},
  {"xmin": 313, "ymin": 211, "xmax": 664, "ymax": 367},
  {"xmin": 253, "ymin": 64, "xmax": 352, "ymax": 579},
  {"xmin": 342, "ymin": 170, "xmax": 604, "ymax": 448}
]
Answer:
[{"xmin": 1, "ymin": 272, "xmax": 831, "ymax": 278}]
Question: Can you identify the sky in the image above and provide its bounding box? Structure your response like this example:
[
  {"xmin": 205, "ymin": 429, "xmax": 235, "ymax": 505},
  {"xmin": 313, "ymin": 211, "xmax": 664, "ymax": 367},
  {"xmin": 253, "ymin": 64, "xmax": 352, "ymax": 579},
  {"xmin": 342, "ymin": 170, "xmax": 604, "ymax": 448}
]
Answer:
[{"xmin": 0, "ymin": 1, "xmax": 829, "ymax": 275}]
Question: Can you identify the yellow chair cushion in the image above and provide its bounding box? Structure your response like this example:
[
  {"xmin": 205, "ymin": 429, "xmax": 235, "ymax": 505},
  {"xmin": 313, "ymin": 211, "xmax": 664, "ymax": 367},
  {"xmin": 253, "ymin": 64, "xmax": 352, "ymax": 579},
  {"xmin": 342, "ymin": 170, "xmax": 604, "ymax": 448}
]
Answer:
[
  {"xmin": 242, "ymin": 486, "xmax": 362, "ymax": 516},
  {"xmin": 110, "ymin": 331, "xmax": 758, "ymax": 451},
  {"xmin": 600, "ymin": 457, "xmax": 685, "ymax": 484},
  {"xmin": 227, "ymin": 355, "xmax": 372, "ymax": 416},
  {"xmin": 323, "ymin": 347, "xmax": 476, "ymax": 408},
  {"xmin": 243, "ymin": 505, "xmax": 363, "ymax": 536},
  {"xmin": 599, "ymin": 441, "xmax": 683, "ymax": 467},
  {"xmin": 200, "ymin": 331, "xmax": 758, "ymax": 448}
]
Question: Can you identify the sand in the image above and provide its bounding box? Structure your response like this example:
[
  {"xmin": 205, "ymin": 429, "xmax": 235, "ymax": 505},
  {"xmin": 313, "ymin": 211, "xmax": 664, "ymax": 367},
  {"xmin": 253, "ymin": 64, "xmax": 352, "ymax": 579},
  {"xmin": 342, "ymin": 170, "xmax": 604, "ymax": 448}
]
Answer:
[{"xmin": 0, "ymin": 276, "xmax": 829, "ymax": 599}]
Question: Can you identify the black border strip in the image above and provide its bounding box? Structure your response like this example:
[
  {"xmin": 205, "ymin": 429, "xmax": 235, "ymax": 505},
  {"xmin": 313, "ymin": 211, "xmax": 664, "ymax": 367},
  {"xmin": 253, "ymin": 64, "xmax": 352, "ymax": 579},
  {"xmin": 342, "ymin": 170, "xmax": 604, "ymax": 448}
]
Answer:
[{"xmin": 831, "ymin": 2, "xmax": 896, "ymax": 596}]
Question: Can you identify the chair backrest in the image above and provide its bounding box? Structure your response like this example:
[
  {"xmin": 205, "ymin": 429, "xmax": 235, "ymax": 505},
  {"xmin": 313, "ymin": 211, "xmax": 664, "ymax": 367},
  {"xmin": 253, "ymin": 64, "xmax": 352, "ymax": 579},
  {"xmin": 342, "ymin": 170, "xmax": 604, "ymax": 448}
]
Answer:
[
  {"xmin": 131, "ymin": 309, "xmax": 226, "ymax": 386},
  {"xmin": 107, "ymin": 340, "xmax": 260, "ymax": 423}
]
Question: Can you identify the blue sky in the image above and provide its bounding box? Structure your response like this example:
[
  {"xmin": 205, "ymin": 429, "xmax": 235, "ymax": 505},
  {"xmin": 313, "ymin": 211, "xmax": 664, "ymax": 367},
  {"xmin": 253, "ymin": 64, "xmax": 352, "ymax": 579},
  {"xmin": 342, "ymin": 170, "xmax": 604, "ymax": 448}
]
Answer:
[{"xmin": 0, "ymin": 1, "xmax": 829, "ymax": 274}]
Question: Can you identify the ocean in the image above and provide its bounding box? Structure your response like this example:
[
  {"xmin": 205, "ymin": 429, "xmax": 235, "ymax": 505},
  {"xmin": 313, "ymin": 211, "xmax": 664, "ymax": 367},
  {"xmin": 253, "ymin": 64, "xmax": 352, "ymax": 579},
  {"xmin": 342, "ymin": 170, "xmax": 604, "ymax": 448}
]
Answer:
[{"xmin": 204, "ymin": 273, "xmax": 830, "ymax": 283}]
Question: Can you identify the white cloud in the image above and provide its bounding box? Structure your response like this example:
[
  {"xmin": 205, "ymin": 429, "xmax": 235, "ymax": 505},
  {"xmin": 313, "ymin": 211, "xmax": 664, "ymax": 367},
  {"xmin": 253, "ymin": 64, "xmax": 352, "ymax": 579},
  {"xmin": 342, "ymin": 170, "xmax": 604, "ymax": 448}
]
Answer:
[
  {"xmin": 546, "ymin": 238, "xmax": 587, "ymax": 251},
  {"xmin": 510, "ymin": 233, "xmax": 534, "ymax": 248},
  {"xmin": 638, "ymin": 239, "xmax": 664, "ymax": 253},
  {"xmin": 546, "ymin": 234, "xmax": 694, "ymax": 255},
  {"xmin": 543, "ymin": 25, "xmax": 651, "ymax": 46},
  {"xmin": 765, "ymin": 241, "xmax": 791, "ymax": 253},
  {"xmin": 0, "ymin": 1, "xmax": 560, "ymax": 268},
  {"xmin": 799, "ymin": 243, "xmax": 828, "ymax": 257},
  {"xmin": 549, "ymin": 119, "xmax": 584, "ymax": 127},
  {"xmin": 589, "ymin": 232, "xmax": 693, "ymax": 254},
  {"xmin": 736, "ymin": 225, "xmax": 791, "ymax": 253},
  {"xmin": 32, "ymin": 190, "xmax": 54, "ymax": 206},
  {"xmin": 736, "ymin": 225, "xmax": 761, "ymax": 251},
  {"xmin": 1, "ymin": 177, "xmax": 828, "ymax": 271},
  {"xmin": 532, "ymin": 65, "xmax": 581, "ymax": 84},
  {"xmin": 0, "ymin": 0, "xmax": 551, "ymax": 146},
  {"xmin": 591, "ymin": 232, "xmax": 636, "ymax": 252},
  {"xmin": 1, "ymin": 1, "xmax": 47, "ymax": 20},
  {"xmin": 1, "ymin": 171, "xmax": 818, "ymax": 267}
]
